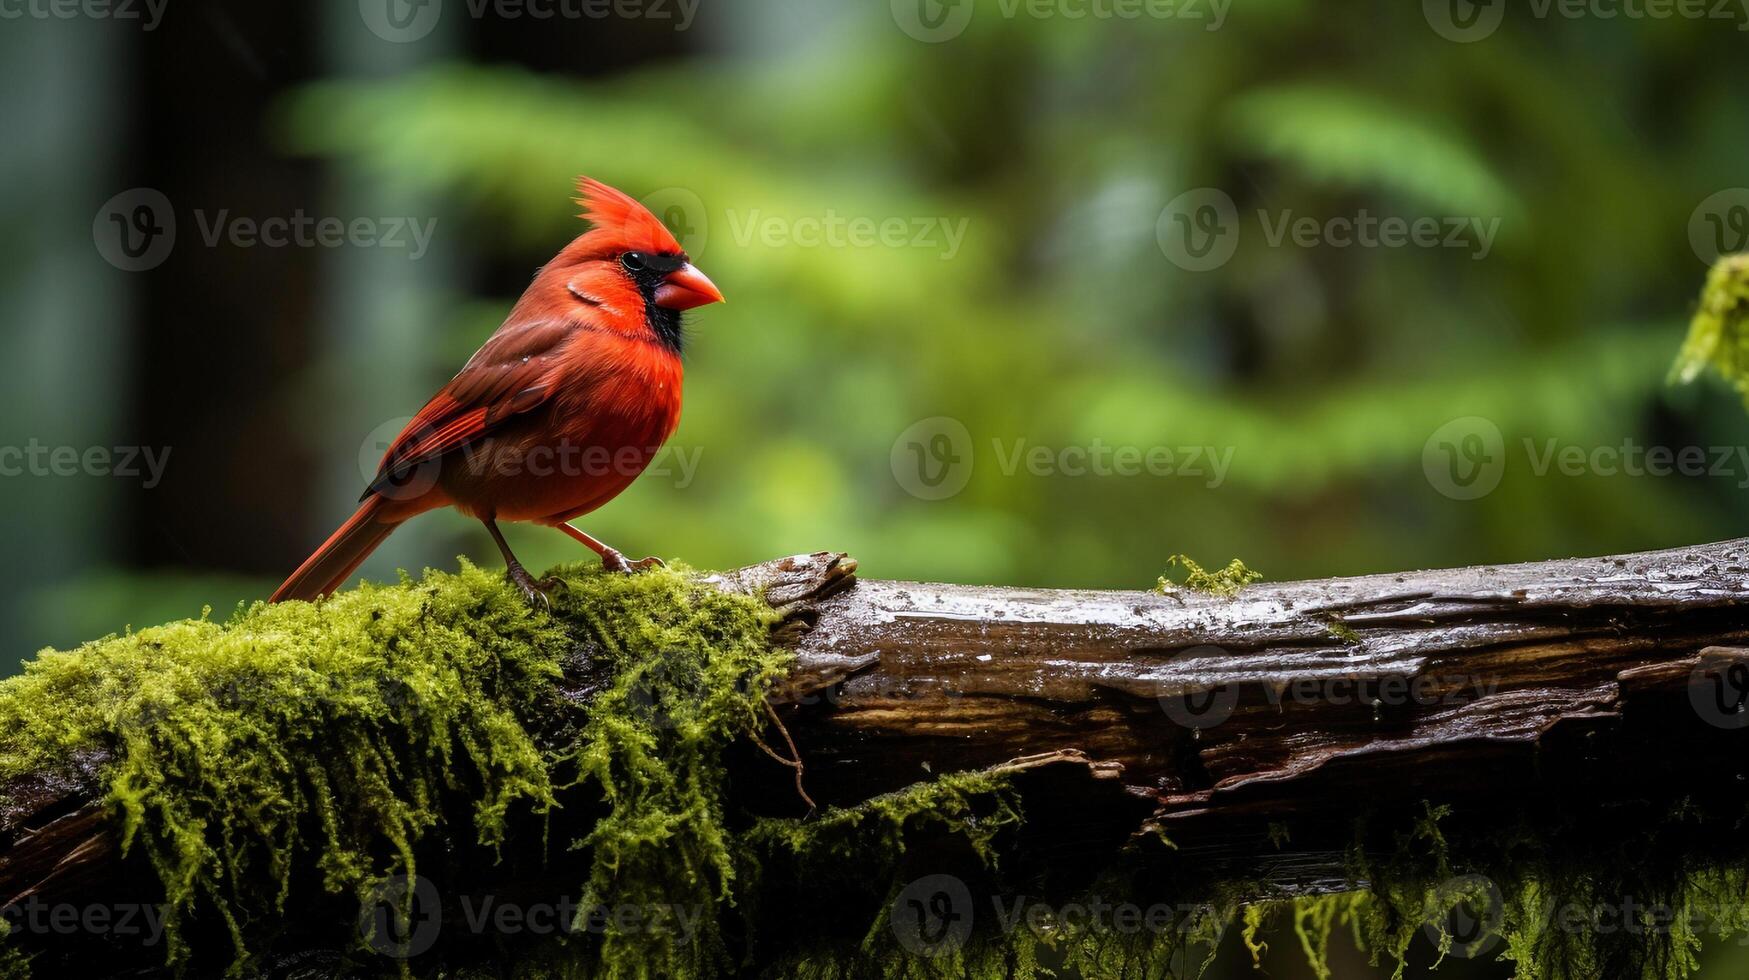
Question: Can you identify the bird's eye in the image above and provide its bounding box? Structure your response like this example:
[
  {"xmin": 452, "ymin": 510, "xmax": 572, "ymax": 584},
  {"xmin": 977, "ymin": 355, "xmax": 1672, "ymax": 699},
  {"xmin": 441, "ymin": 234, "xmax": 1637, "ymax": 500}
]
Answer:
[{"xmin": 621, "ymin": 252, "xmax": 648, "ymax": 272}]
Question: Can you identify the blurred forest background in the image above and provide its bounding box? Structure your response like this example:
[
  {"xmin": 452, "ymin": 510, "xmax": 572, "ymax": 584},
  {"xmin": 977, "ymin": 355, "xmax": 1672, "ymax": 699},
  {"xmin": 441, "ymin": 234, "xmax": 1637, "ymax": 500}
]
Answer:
[{"xmin": 2, "ymin": 0, "xmax": 1747, "ymax": 974}]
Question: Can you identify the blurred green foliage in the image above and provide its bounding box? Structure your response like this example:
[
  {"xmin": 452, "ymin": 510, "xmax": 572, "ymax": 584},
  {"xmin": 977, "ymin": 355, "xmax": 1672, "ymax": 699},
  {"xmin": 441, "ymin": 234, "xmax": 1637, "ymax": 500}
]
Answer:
[
  {"xmin": 1672, "ymin": 253, "xmax": 1749, "ymax": 407},
  {"xmin": 8, "ymin": 3, "xmax": 1749, "ymax": 975},
  {"xmin": 260, "ymin": 4, "xmax": 1746, "ymax": 601}
]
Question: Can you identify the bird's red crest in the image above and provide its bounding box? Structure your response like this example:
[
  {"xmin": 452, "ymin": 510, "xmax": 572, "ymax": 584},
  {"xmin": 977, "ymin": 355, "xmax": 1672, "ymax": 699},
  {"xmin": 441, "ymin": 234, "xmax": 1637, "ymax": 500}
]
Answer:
[{"xmin": 573, "ymin": 176, "xmax": 683, "ymax": 256}]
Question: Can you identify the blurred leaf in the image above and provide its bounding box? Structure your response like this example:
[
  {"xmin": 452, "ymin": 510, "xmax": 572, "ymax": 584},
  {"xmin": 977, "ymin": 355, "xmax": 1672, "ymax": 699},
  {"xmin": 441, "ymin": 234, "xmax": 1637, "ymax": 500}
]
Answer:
[{"xmin": 1227, "ymin": 85, "xmax": 1524, "ymax": 224}]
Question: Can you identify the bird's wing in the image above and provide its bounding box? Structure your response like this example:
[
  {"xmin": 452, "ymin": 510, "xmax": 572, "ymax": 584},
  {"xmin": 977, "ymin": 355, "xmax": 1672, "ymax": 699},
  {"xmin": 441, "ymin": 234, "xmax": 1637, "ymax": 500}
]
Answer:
[{"xmin": 362, "ymin": 319, "xmax": 574, "ymax": 500}]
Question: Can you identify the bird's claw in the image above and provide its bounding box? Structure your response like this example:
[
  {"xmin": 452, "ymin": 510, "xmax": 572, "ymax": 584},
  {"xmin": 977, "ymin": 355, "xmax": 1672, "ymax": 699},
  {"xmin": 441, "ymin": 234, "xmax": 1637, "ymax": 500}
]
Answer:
[
  {"xmin": 601, "ymin": 550, "xmax": 664, "ymax": 575},
  {"xmin": 505, "ymin": 564, "xmax": 553, "ymax": 610}
]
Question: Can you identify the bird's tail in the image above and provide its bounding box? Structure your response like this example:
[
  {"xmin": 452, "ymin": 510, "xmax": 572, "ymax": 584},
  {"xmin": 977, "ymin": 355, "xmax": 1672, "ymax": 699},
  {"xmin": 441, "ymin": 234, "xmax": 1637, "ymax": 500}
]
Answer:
[{"xmin": 270, "ymin": 496, "xmax": 401, "ymax": 603}]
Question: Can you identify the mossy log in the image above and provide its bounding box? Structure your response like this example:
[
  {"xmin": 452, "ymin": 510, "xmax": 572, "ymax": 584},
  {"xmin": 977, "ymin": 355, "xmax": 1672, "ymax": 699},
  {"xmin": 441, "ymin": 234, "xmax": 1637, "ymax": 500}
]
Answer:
[
  {"xmin": 753, "ymin": 540, "xmax": 1749, "ymax": 895},
  {"xmin": 4, "ymin": 541, "xmax": 1749, "ymax": 977}
]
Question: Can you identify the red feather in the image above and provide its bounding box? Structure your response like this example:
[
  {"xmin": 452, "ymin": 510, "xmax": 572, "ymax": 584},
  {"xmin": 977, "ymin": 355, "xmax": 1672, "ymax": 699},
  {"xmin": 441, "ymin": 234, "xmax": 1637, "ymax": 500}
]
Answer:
[{"xmin": 273, "ymin": 176, "xmax": 707, "ymax": 603}]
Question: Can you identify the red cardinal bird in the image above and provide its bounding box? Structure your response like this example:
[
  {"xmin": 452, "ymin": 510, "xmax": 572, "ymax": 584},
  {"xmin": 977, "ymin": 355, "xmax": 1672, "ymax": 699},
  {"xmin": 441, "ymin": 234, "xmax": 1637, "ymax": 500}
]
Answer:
[{"xmin": 272, "ymin": 177, "xmax": 723, "ymax": 605}]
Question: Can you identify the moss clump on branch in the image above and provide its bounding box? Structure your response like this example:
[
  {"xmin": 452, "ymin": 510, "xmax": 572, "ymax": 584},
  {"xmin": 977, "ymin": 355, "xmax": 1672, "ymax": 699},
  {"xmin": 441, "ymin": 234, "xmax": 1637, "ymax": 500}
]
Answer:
[
  {"xmin": 1234, "ymin": 801, "xmax": 1749, "ymax": 980},
  {"xmin": 1154, "ymin": 555, "xmax": 1263, "ymax": 598},
  {"xmin": 0, "ymin": 560, "xmax": 1040, "ymax": 980},
  {"xmin": 1239, "ymin": 862, "xmax": 1749, "ymax": 980},
  {"xmin": 6, "ymin": 560, "xmax": 1749, "ymax": 979},
  {"xmin": 0, "ymin": 560, "xmax": 572, "ymax": 972},
  {"xmin": 1670, "ymin": 253, "xmax": 1749, "ymax": 407},
  {"xmin": 0, "ymin": 560, "xmax": 792, "ymax": 977}
]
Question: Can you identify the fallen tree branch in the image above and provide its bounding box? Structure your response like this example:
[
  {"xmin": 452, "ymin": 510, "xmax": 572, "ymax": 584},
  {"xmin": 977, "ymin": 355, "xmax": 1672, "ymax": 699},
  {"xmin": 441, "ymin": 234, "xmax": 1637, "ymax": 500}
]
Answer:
[
  {"xmin": 752, "ymin": 539, "xmax": 1749, "ymax": 895},
  {"xmin": 4, "ymin": 540, "xmax": 1748, "ymax": 973}
]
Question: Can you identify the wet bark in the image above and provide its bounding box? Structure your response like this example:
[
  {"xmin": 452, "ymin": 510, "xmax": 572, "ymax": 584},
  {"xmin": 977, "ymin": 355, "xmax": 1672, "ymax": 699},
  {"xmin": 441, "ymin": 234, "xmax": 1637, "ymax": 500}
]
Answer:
[
  {"xmin": 746, "ymin": 541, "xmax": 1749, "ymax": 894},
  {"xmin": 7, "ymin": 540, "xmax": 1749, "ymax": 915}
]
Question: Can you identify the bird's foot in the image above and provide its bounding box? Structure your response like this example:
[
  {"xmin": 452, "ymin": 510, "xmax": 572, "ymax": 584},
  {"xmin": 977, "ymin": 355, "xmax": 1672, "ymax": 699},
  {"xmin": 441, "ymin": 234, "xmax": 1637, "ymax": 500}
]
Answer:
[
  {"xmin": 505, "ymin": 562, "xmax": 553, "ymax": 610},
  {"xmin": 601, "ymin": 549, "xmax": 665, "ymax": 575}
]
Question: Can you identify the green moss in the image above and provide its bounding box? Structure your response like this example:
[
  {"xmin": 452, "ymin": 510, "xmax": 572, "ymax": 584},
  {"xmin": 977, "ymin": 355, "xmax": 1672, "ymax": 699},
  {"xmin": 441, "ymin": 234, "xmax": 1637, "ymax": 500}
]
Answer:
[
  {"xmin": 1, "ymin": 560, "xmax": 569, "ymax": 972},
  {"xmin": 739, "ymin": 767, "xmax": 1026, "ymax": 978},
  {"xmin": 746, "ymin": 766, "xmax": 1020, "ymax": 867},
  {"xmin": 1155, "ymin": 556, "xmax": 1263, "ymax": 598},
  {"xmin": 1267, "ymin": 822, "xmax": 1292, "ymax": 850},
  {"xmin": 1670, "ymin": 253, "xmax": 1749, "ymax": 408},
  {"xmin": 8, "ymin": 561, "xmax": 1749, "ymax": 980},
  {"xmin": 1231, "ymin": 797, "xmax": 1749, "ymax": 980},
  {"xmin": 0, "ymin": 921, "xmax": 27, "ymax": 980},
  {"xmin": 1321, "ymin": 614, "xmax": 1363, "ymax": 645},
  {"xmin": 1243, "ymin": 866, "xmax": 1749, "ymax": 980},
  {"xmin": 550, "ymin": 561, "xmax": 788, "ymax": 978},
  {"xmin": 0, "ymin": 559, "xmax": 783, "ymax": 978}
]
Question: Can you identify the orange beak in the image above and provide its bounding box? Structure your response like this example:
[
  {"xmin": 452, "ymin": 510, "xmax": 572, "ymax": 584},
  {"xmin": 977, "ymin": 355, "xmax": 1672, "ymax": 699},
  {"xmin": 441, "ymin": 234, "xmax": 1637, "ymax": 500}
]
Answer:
[{"xmin": 654, "ymin": 262, "xmax": 725, "ymax": 311}]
